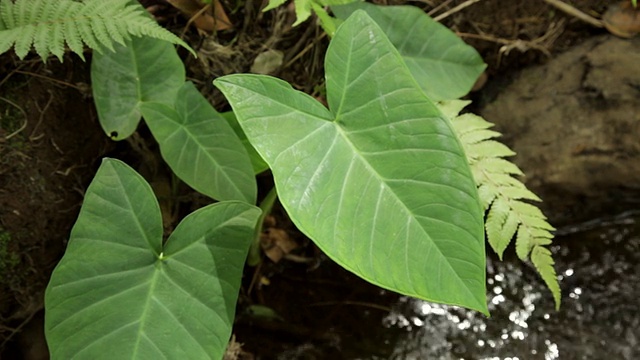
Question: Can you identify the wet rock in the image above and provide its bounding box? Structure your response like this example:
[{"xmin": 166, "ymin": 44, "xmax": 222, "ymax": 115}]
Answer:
[{"xmin": 481, "ymin": 35, "xmax": 640, "ymax": 224}]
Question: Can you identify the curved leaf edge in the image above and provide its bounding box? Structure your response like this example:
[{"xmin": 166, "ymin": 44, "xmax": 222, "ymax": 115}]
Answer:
[{"xmin": 214, "ymin": 64, "xmax": 488, "ymax": 315}]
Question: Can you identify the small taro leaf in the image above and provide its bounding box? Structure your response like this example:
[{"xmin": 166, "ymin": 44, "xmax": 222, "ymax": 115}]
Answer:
[
  {"xmin": 45, "ymin": 158, "xmax": 261, "ymax": 360},
  {"xmin": 221, "ymin": 111, "xmax": 269, "ymax": 174},
  {"xmin": 92, "ymin": 36, "xmax": 185, "ymax": 140},
  {"xmin": 214, "ymin": 11, "xmax": 487, "ymax": 314},
  {"xmin": 332, "ymin": 3, "xmax": 486, "ymax": 101},
  {"xmin": 139, "ymin": 82, "xmax": 257, "ymax": 203}
]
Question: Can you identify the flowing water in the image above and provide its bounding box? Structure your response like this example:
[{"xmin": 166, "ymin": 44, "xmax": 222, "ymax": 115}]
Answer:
[
  {"xmin": 239, "ymin": 210, "xmax": 640, "ymax": 359},
  {"xmin": 369, "ymin": 211, "xmax": 640, "ymax": 360}
]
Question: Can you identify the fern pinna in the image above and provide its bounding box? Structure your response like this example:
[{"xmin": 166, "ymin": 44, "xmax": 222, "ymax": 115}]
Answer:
[
  {"xmin": 0, "ymin": 0, "xmax": 194, "ymax": 61},
  {"xmin": 442, "ymin": 100, "xmax": 561, "ymax": 310}
]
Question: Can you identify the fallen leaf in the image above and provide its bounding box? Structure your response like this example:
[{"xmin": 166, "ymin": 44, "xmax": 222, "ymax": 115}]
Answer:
[
  {"xmin": 167, "ymin": 0, "xmax": 233, "ymax": 32},
  {"xmin": 260, "ymin": 228, "xmax": 297, "ymax": 263},
  {"xmin": 250, "ymin": 50, "xmax": 284, "ymax": 75}
]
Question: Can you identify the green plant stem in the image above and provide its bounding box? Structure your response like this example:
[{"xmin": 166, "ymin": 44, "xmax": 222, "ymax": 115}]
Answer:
[{"xmin": 247, "ymin": 186, "xmax": 278, "ymax": 266}]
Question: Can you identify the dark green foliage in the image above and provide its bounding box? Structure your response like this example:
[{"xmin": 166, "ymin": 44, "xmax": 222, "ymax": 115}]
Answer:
[{"xmin": 0, "ymin": 0, "xmax": 194, "ymax": 61}]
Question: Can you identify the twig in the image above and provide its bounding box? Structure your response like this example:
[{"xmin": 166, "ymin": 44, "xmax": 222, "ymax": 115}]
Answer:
[
  {"xmin": 14, "ymin": 70, "xmax": 84, "ymax": 90},
  {"xmin": 0, "ymin": 64, "xmax": 25, "ymax": 89},
  {"xmin": 308, "ymin": 300, "xmax": 392, "ymax": 313},
  {"xmin": 434, "ymin": 0, "xmax": 482, "ymax": 22},
  {"xmin": 0, "ymin": 96, "xmax": 28, "ymax": 140},
  {"xmin": 0, "ymin": 310, "xmax": 39, "ymax": 350},
  {"xmin": 428, "ymin": 0, "xmax": 454, "ymax": 16},
  {"xmin": 181, "ymin": 3, "xmax": 213, "ymax": 37},
  {"xmin": 458, "ymin": 32, "xmax": 512, "ymax": 44},
  {"xmin": 29, "ymin": 90, "xmax": 54, "ymax": 140},
  {"xmin": 542, "ymin": 0, "xmax": 603, "ymax": 28},
  {"xmin": 283, "ymin": 30, "xmax": 327, "ymax": 69},
  {"xmin": 458, "ymin": 18, "xmax": 565, "ymax": 66},
  {"xmin": 410, "ymin": 0, "xmax": 437, "ymax": 6}
]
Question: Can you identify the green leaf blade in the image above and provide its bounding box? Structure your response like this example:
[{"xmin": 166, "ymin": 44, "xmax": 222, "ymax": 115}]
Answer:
[
  {"xmin": 262, "ymin": 0, "xmax": 288, "ymax": 12},
  {"xmin": 215, "ymin": 11, "xmax": 487, "ymax": 313},
  {"xmin": 292, "ymin": 0, "xmax": 313, "ymax": 26},
  {"xmin": 140, "ymin": 82, "xmax": 257, "ymax": 203},
  {"xmin": 13, "ymin": 23, "xmax": 36, "ymax": 59},
  {"xmin": 45, "ymin": 158, "xmax": 164, "ymax": 358},
  {"xmin": 221, "ymin": 111, "xmax": 270, "ymax": 174},
  {"xmin": 45, "ymin": 159, "xmax": 261, "ymax": 359},
  {"xmin": 0, "ymin": 29, "xmax": 19, "ymax": 57},
  {"xmin": 449, "ymin": 101, "xmax": 560, "ymax": 307},
  {"xmin": 531, "ymin": 245, "xmax": 561, "ymax": 310},
  {"xmin": 332, "ymin": 3, "xmax": 486, "ymax": 101},
  {"xmin": 91, "ymin": 36, "xmax": 185, "ymax": 140},
  {"xmin": 486, "ymin": 197, "xmax": 512, "ymax": 259}
]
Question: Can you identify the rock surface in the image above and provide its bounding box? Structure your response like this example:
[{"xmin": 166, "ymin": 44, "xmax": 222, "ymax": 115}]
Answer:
[{"xmin": 481, "ymin": 35, "xmax": 640, "ymax": 224}]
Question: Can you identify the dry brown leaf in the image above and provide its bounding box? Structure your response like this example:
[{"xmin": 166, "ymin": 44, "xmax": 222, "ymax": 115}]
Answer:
[
  {"xmin": 260, "ymin": 228, "xmax": 297, "ymax": 263},
  {"xmin": 167, "ymin": 0, "xmax": 232, "ymax": 32},
  {"xmin": 604, "ymin": 1, "xmax": 640, "ymax": 38}
]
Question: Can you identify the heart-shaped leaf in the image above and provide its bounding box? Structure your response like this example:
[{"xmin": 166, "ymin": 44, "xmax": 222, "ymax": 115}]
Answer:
[
  {"xmin": 92, "ymin": 36, "xmax": 185, "ymax": 140},
  {"xmin": 140, "ymin": 82, "xmax": 257, "ymax": 203},
  {"xmin": 45, "ymin": 158, "xmax": 261, "ymax": 359},
  {"xmin": 214, "ymin": 11, "xmax": 487, "ymax": 313},
  {"xmin": 332, "ymin": 3, "xmax": 486, "ymax": 101}
]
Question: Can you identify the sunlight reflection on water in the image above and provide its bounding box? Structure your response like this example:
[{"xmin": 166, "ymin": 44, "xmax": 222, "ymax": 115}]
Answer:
[{"xmin": 377, "ymin": 211, "xmax": 640, "ymax": 360}]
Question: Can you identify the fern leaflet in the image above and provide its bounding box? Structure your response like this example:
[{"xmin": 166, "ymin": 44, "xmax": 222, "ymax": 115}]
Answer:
[
  {"xmin": 0, "ymin": 0, "xmax": 195, "ymax": 62},
  {"xmin": 442, "ymin": 100, "xmax": 561, "ymax": 310}
]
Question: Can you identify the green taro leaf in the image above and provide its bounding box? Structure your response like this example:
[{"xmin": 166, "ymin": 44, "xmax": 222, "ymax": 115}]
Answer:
[
  {"xmin": 214, "ymin": 11, "xmax": 487, "ymax": 313},
  {"xmin": 332, "ymin": 3, "xmax": 486, "ymax": 101},
  {"xmin": 92, "ymin": 36, "xmax": 185, "ymax": 140},
  {"xmin": 140, "ymin": 82, "xmax": 257, "ymax": 203},
  {"xmin": 221, "ymin": 111, "xmax": 269, "ymax": 174},
  {"xmin": 45, "ymin": 158, "xmax": 261, "ymax": 359}
]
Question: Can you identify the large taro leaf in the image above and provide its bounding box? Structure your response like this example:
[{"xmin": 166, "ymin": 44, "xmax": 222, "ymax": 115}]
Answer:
[
  {"xmin": 45, "ymin": 158, "xmax": 261, "ymax": 359},
  {"xmin": 332, "ymin": 3, "xmax": 486, "ymax": 101},
  {"xmin": 92, "ymin": 36, "xmax": 185, "ymax": 140},
  {"xmin": 140, "ymin": 82, "xmax": 257, "ymax": 203},
  {"xmin": 214, "ymin": 11, "xmax": 487, "ymax": 313}
]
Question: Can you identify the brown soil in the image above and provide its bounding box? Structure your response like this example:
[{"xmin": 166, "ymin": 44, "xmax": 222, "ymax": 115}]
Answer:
[
  {"xmin": 0, "ymin": 58, "xmax": 110, "ymax": 357},
  {"xmin": 0, "ymin": 0, "xmax": 633, "ymax": 358}
]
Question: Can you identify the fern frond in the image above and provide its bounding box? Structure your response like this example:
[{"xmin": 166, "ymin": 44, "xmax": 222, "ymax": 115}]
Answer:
[
  {"xmin": 0, "ymin": 0, "xmax": 195, "ymax": 62},
  {"xmin": 437, "ymin": 99, "xmax": 470, "ymax": 119},
  {"xmin": 531, "ymin": 245, "xmax": 561, "ymax": 310},
  {"xmin": 475, "ymin": 157, "xmax": 523, "ymax": 176},
  {"xmin": 477, "ymin": 184, "xmax": 496, "ymax": 210},
  {"xmin": 485, "ymin": 197, "xmax": 518, "ymax": 256},
  {"xmin": 467, "ymin": 140, "xmax": 516, "ymax": 160},
  {"xmin": 443, "ymin": 102, "xmax": 561, "ymax": 309}
]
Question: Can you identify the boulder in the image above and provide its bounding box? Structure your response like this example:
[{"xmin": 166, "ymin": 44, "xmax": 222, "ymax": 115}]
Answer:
[{"xmin": 481, "ymin": 35, "xmax": 640, "ymax": 224}]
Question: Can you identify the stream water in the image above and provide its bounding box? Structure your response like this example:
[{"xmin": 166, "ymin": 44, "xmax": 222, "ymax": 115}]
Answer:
[
  {"xmin": 361, "ymin": 211, "xmax": 640, "ymax": 360},
  {"xmin": 240, "ymin": 210, "xmax": 640, "ymax": 359}
]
